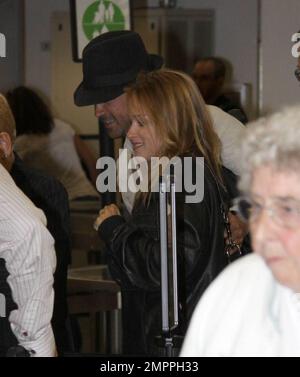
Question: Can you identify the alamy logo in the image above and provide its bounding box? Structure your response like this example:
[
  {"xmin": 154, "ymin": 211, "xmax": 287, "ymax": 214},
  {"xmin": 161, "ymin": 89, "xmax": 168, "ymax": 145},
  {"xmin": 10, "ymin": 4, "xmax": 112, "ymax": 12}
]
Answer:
[
  {"xmin": 0, "ymin": 32, "xmax": 6, "ymax": 58},
  {"xmin": 96, "ymin": 150, "xmax": 205, "ymax": 204},
  {"xmin": 292, "ymin": 33, "xmax": 300, "ymax": 58},
  {"xmin": 0, "ymin": 293, "xmax": 6, "ymax": 318}
]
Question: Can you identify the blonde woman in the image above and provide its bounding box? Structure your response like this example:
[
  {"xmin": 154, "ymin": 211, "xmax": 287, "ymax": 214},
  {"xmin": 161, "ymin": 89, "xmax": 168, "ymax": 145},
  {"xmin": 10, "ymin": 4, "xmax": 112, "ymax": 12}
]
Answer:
[{"xmin": 95, "ymin": 69, "xmax": 232, "ymax": 356}]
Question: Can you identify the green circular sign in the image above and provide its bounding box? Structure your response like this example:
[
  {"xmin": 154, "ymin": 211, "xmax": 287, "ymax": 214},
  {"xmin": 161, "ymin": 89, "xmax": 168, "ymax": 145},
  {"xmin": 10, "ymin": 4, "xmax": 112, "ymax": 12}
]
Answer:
[{"xmin": 82, "ymin": 1, "xmax": 126, "ymax": 41}]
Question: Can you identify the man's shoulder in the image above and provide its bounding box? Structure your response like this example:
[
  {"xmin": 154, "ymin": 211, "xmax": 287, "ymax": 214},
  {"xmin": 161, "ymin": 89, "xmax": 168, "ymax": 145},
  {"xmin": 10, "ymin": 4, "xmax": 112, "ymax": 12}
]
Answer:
[
  {"xmin": 206, "ymin": 104, "xmax": 245, "ymax": 133},
  {"xmin": 214, "ymin": 95, "xmax": 248, "ymax": 124},
  {"xmin": 0, "ymin": 169, "xmax": 47, "ymax": 233},
  {"xmin": 214, "ymin": 94, "xmax": 237, "ymax": 111}
]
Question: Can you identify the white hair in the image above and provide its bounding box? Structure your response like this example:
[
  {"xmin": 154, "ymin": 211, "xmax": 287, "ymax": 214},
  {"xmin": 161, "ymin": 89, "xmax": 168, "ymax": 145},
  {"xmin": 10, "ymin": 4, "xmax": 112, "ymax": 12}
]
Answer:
[{"xmin": 239, "ymin": 105, "xmax": 300, "ymax": 192}]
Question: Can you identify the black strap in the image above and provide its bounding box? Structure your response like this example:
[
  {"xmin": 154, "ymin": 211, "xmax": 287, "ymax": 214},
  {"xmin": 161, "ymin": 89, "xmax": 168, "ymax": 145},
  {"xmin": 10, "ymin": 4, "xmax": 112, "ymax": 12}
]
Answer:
[
  {"xmin": 0, "ymin": 259, "xmax": 19, "ymax": 355},
  {"xmin": 205, "ymin": 165, "xmax": 243, "ymax": 263}
]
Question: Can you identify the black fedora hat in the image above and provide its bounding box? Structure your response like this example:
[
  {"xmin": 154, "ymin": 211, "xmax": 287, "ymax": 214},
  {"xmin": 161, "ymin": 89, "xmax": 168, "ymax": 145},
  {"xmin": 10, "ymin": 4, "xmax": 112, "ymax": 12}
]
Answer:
[{"xmin": 74, "ymin": 30, "xmax": 163, "ymax": 106}]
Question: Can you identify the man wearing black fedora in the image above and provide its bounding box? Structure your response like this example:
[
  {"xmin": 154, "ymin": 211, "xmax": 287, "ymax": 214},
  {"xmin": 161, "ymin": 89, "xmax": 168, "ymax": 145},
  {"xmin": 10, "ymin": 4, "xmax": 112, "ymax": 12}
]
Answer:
[
  {"xmin": 74, "ymin": 29, "xmax": 249, "ymax": 247},
  {"xmin": 74, "ymin": 30, "xmax": 163, "ymax": 140}
]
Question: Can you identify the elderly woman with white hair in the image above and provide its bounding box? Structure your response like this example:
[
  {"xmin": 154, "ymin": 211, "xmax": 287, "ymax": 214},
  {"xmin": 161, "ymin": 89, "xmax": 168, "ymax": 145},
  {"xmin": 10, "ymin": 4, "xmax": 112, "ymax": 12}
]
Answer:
[{"xmin": 180, "ymin": 106, "xmax": 300, "ymax": 357}]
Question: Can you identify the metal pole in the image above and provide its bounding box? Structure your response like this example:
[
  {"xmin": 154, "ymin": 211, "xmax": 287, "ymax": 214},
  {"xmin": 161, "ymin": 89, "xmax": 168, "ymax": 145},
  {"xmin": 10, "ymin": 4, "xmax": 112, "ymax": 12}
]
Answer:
[
  {"xmin": 159, "ymin": 176, "xmax": 169, "ymax": 333},
  {"xmin": 98, "ymin": 118, "xmax": 116, "ymax": 205},
  {"xmin": 170, "ymin": 176, "xmax": 178, "ymax": 327}
]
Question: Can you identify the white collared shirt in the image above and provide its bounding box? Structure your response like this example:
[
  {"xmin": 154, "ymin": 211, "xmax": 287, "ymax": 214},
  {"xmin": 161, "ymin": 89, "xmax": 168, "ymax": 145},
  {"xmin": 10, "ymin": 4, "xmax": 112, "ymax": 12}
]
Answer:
[{"xmin": 0, "ymin": 164, "xmax": 56, "ymax": 357}]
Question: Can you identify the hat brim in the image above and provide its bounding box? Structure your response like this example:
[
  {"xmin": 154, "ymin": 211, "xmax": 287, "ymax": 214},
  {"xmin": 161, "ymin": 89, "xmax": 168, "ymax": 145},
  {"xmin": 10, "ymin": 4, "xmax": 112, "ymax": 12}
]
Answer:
[
  {"xmin": 74, "ymin": 82, "xmax": 124, "ymax": 106},
  {"xmin": 147, "ymin": 53, "xmax": 164, "ymax": 71},
  {"xmin": 74, "ymin": 53, "xmax": 163, "ymax": 106}
]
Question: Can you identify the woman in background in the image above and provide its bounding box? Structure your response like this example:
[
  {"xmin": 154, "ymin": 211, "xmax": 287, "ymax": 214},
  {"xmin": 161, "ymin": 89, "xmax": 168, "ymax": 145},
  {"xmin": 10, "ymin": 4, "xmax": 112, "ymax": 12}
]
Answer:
[{"xmin": 7, "ymin": 86, "xmax": 99, "ymax": 201}]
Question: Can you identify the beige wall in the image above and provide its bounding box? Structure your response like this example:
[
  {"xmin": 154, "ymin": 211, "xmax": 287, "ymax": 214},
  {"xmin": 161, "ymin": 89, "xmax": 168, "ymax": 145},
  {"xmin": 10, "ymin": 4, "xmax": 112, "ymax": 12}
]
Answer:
[
  {"xmin": 24, "ymin": 0, "xmax": 259, "ymax": 118},
  {"xmin": 24, "ymin": 0, "xmax": 69, "ymax": 96},
  {"xmin": 260, "ymin": 0, "xmax": 300, "ymax": 115},
  {"xmin": 22, "ymin": 0, "xmax": 300, "ymax": 122},
  {"xmin": 0, "ymin": 0, "xmax": 24, "ymax": 92}
]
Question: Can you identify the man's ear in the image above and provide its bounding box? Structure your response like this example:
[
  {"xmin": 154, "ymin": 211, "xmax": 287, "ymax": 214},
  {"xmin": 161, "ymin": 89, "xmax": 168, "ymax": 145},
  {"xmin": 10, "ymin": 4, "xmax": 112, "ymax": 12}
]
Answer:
[{"xmin": 0, "ymin": 132, "xmax": 13, "ymax": 158}]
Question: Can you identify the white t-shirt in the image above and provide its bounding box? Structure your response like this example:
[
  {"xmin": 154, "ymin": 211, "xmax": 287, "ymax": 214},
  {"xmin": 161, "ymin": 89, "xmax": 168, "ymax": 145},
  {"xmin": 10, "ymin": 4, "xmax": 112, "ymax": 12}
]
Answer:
[
  {"xmin": 0, "ymin": 164, "xmax": 56, "ymax": 356},
  {"xmin": 207, "ymin": 105, "xmax": 245, "ymax": 176},
  {"xmin": 180, "ymin": 254, "xmax": 300, "ymax": 357},
  {"xmin": 14, "ymin": 118, "xmax": 99, "ymax": 201}
]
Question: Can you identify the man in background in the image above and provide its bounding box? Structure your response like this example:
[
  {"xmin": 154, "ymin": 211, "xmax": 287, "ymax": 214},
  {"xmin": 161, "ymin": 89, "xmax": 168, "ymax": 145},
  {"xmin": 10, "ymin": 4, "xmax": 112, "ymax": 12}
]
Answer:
[{"xmin": 193, "ymin": 57, "xmax": 248, "ymax": 124}]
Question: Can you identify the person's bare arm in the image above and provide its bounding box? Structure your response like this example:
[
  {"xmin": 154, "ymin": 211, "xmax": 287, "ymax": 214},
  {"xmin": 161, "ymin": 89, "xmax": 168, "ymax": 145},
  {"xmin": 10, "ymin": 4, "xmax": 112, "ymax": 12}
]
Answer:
[{"xmin": 74, "ymin": 135, "xmax": 98, "ymax": 185}]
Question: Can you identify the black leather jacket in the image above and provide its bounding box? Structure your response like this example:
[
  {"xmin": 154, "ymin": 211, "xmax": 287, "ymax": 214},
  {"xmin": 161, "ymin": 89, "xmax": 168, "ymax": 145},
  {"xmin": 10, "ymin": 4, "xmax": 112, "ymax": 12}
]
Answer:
[{"xmin": 99, "ymin": 162, "xmax": 228, "ymax": 356}]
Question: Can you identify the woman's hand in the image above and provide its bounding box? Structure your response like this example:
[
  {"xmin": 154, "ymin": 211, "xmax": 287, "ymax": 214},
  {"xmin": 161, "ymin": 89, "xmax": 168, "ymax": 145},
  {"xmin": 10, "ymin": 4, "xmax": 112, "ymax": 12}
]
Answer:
[{"xmin": 94, "ymin": 204, "xmax": 121, "ymax": 231}]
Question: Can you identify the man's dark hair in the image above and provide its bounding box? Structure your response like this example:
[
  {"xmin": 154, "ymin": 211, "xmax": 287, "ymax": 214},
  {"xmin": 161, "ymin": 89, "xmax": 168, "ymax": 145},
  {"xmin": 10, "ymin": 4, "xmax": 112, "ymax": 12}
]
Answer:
[
  {"xmin": 198, "ymin": 57, "xmax": 226, "ymax": 79},
  {"xmin": 6, "ymin": 86, "xmax": 54, "ymax": 136}
]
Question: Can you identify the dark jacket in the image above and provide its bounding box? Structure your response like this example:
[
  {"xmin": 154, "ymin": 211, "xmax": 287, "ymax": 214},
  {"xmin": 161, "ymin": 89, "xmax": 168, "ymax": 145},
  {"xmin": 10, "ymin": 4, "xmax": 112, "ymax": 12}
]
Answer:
[
  {"xmin": 10, "ymin": 154, "xmax": 71, "ymax": 355},
  {"xmin": 0, "ymin": 259, "xmax": 18, "ymax": 356},
  {"xmin": 99, "ymin": 161, "xmax": 228, "ymax": 356},
  {"xmin": 214, "ymin": 94, "xmax": 248, "ymax": 125}
]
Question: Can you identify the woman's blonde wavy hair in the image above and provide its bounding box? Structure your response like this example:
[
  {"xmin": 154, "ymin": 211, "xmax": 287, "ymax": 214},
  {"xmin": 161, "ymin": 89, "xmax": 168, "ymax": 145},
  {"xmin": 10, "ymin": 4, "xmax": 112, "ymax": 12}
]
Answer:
[{"xmin": 126, "ymin": 69, "xmax": 223, "ymax": 186}]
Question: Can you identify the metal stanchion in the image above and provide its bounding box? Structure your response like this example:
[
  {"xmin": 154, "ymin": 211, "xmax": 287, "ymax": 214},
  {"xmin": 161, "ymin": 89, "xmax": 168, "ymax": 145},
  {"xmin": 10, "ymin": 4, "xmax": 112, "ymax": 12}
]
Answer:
[
  {"xmin": 98, "ymin": 119, "xmax": 115, "ymax": 206},
  {"xmin": 157, "ymin": 173, "xmax": 181, "ymax": 357}
]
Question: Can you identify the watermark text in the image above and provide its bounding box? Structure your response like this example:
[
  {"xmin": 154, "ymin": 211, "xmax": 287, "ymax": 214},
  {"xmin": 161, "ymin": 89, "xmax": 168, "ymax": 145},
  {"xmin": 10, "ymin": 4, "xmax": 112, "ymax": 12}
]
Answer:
[
  {"xmin": 0, "ymin": 293, "xmax": 6, "ymax": 318},
  {"xmin": 0, "ymin": 33, "xmax": 6, "ymax": 58},
  {"xmin": 292, "ymin": 32, "xmax": 300, "ymax": 58},
  {"xmin": 96, "ymin": 150, "xmax": 205, "ymax": 204}
]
